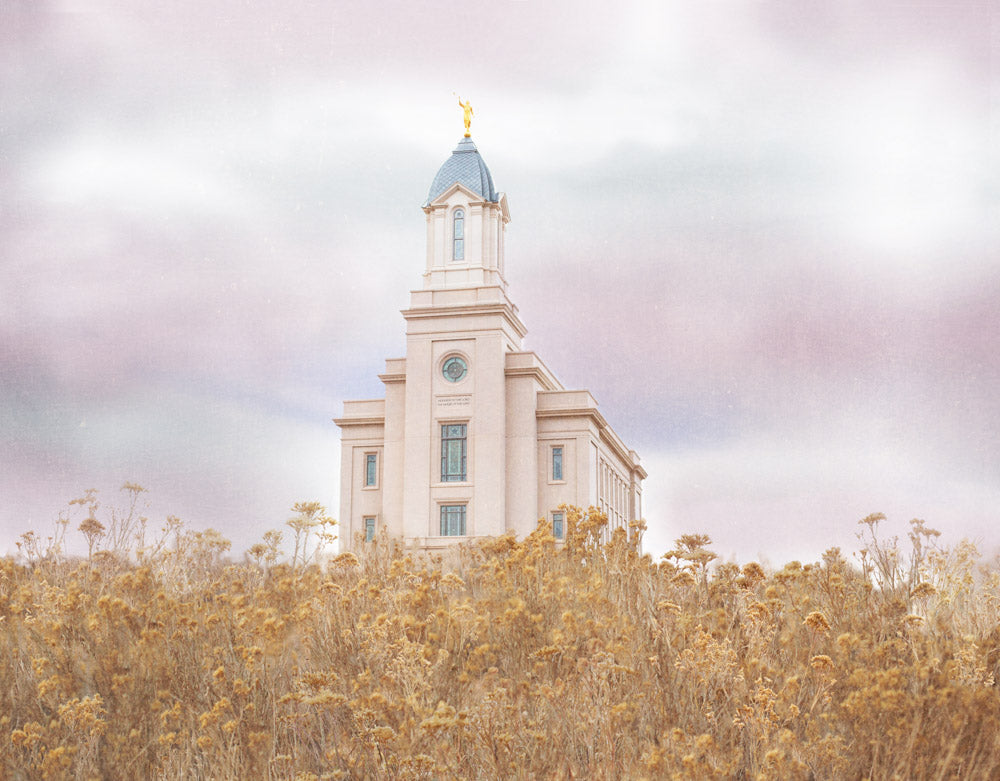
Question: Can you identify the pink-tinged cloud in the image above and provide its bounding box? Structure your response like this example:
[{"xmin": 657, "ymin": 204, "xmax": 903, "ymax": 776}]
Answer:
[{"xmin": 1, "ymin": 0, "xmax": 996, "ymax": 563}]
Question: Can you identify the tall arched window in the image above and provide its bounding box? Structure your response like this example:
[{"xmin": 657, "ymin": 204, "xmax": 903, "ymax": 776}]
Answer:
[{"xmin": 453, "ymin": 209, "xmax": 464, "ymax": 260}]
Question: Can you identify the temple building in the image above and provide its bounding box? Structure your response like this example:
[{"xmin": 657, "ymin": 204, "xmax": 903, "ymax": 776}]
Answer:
[{"xmin": 335, "ymin": 122, "xmax": 645, "ymax": 549}]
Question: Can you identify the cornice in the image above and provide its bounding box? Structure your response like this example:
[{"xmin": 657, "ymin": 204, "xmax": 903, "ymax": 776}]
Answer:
[
  {"xmin": 503, "ymin": 365, "xmax": 559, "ymax": 391},
  {"xmin": 536, "ymin": 406, "xmax": 609, "ymax": 429},
  {"xmin": 403, "ymin": 302, "xmax": 528, "ymax": 339},
  {"xmin": 505, "ymin": 351, "xmax": 563, "ymax": 391},
  {"xmin": 333, "ymin": 416, "xmax": 386, "ymax": 427},
  {"xmin": 403, "ymin": 301, "xmax": 511, "ymax": 319}
]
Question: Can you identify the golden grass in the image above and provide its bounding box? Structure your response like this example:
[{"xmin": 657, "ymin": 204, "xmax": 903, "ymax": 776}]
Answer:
[{"xmin": 2, "ymin": 500, "xmax": 999, "ymax": 779}]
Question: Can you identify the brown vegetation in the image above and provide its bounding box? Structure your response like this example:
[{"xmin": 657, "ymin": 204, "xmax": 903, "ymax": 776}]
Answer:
[{"xmin": 2, "ymin": 495, "xmax": 999, "ymax": 779}]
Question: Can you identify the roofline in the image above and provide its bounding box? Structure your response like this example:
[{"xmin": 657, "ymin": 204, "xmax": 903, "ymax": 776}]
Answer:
[
  {"xmin": 537, "ymin": 401, "xmax": 644, "ymax": 478},
  {"xmin": 504, "ymin": 351, "xmax": 564, "ymax": 391},
  {"xmin": 422, "ymin": 181, "xmax": 498, "ymax": 210}
]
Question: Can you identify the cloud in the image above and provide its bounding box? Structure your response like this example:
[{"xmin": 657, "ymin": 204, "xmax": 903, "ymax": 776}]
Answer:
[
  {"xmin": 642, "ymin": 419, "xmax": 1000, "ymax": 567},
  {"xmin": 1, "ymin": 0, "xmax": 996, "ymax": 563}
]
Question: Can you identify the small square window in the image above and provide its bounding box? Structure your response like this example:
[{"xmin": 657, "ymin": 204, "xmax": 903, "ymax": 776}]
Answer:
[
  {"xmin": 552, "ymin": 446, "xmax": 563, "ymax": 481},
  {"xmin": 552, "ymin": 512, "xmax": 564, "ymax": 539},
  {"xmin": 364, "ymin": 453, "xmax": 377, "ymax": 487},
  {"xmin": 364, "ymin": 516, "xmax": 376, "ymax": 542},
  {"xmin": 440, "ymin": 505, "xmax": 467, "ymax": 536}
]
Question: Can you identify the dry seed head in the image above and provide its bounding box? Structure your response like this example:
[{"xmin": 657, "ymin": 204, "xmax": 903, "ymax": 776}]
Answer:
[
  {"xmin": 804, "ymin": 611, "xmax": 831, "ymax": 633},
  {"xmin": 810, "ymin": 655, "xmax": 834, "ymax": 671},
  {"xmin": 911, "ymin": 582, "xmax": 937, "ymax": 599}
]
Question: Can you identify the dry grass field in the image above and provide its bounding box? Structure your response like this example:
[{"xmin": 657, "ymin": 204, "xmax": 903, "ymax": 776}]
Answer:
[{"xmin": 3, "ymin": 491, "xmax": 999, "ymax": 779}]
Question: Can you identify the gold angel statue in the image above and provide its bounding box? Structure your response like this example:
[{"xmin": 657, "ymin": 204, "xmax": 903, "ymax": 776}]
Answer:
[{"xmin": 458, "ymin": 97, "xmax": 474, "ymax": 137}]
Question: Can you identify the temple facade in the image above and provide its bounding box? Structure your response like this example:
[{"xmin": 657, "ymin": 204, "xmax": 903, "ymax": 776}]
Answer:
[{"xmin": 335, "ymin": 133, "xmax": 645, "ymax": 549}]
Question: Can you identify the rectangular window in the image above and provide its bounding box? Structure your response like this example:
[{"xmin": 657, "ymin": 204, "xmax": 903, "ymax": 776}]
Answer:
[
  {"xmin": 453, "ymin": 210, "xmax": 465, "ymax": 261},
  {"xmin": 364, "ymin": 453, "xmax": 377, "ymax": 487},
  {"xmin": 440, "ymin": 505, "xmax": 467, "ymax": 536},
  {"xmin": 552, "ymin": 511, "xmax": 564, "ymax": 539},
  {"xmin": 552, "ymin": 446, "xmax": 563, "ymax": 481},
  {"xmin": 441, "ymin": 424, "xmax": 467, "ymax": 482},
  {"xmin": 364, "ymin": 516, "xmax": 376, "ymax": 542}
]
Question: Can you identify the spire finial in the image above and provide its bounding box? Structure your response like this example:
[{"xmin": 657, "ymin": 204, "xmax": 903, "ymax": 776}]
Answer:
[{"xmin": 457, "ymin": 96, "xmax": 474, "ymax": 137}]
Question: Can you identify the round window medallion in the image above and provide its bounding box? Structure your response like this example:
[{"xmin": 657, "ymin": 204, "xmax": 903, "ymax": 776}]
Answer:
[{"xmin": 442, "ymin": 356, "xmax": 468, "ymax": 383}]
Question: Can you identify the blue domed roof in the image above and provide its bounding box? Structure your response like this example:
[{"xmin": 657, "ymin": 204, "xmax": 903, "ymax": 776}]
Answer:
[{"xmin": 424, "ymin": 137, "xmax": 498, "ymax": 205}]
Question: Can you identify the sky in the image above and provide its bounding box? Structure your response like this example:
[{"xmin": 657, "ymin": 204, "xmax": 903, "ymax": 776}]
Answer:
[{"xmin": 2, "ymin": 0, "xmax": 998, "ymax": 566}]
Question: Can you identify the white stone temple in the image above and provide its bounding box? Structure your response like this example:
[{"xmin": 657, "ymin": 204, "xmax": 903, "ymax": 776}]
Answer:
[{"xmin": 335, "ymin": 130, "xmax": 645, "ymax": 549}]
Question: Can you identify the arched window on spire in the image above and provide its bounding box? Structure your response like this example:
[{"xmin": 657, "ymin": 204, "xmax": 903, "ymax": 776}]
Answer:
[{"xmin": 453, "ymin": 209, "xmax": 465, "ymax": 261}]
